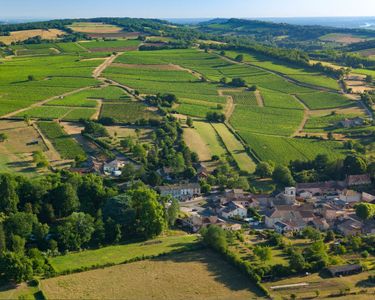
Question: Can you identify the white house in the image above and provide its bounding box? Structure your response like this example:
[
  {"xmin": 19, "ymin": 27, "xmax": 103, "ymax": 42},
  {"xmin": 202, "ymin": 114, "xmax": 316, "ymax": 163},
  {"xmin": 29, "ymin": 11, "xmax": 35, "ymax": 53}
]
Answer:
[
  {"xmin": 158, "ymin": 183, "xmax": 201, "ymax": 200},
  {"xmin": 339, "ymin": 189, "xmax": 362, "ymax": 203},
  {"xmin": 103, "ymin": 159, "xmax": 125, "ymax": 176},
  {"xmin": 221, "ymin": 201, "xmax": 247, "ymax": 219}
]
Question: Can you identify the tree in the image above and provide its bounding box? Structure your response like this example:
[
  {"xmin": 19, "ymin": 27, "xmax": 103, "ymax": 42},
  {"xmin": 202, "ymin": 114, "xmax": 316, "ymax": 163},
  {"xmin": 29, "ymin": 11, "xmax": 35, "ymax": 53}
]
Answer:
[
  {"xmin": 130, "ymin": 187, "xmax": 166, "ymax": 239},
  {"xmin": 4, "ymin": 212, "xmax": 36, "ymax": 239},
  {"xmin": 255, "ymin": 162, "xmax": 274, "ymax": 178},
  {"xmin": 186, "ymin": 117, "xmax": 193, "ymax": 128},
  {"xmin": 50, "ymin": 183, "xmax": 80, "ymax": 218},
  {"xmin": 0, "ymin": 223, "xmax": 6, "ymax": 252},
  {"xmin": 0, "ymin": 174, "xmax": 19, "ymax": 214},
  {"xmin": 254, "ymin": 245, "xmax": 272, "ymax": 261},
  {"xmin": 120, "ymin": 136, "xmax": 134, "ymax": 151},
  {"xmin": 302, "ymin": 226, "xmax": 322, "ymax": 241},
  {"xmin": 324, "ymin": 230, "xmax": 335, "ymax": 242},
  {"xmin": 229, "ymin": 77, "xmax": 247, "ymax": 87},
  {"xmin": 0, "ymin": 252, "xmax": 33, "ymax": 283},
  {"xmin": 356, "ymin": 203, "xmax": 375, "ymax": 220},
  {"xmin": 235, "ymin": 54, "xmax": 244, "ymax": 62},
  {"xmin": 272, "ymin": 165, "xmax": 295, "ymax": 187},
  {"xmin": 343, "ymin": 155, "xmax": 367, "ymax": 175},
  {"xmin": 0, "ymin": 133, "xmax": 7, "ymax": 142},
  {"xmin": 32, "ymin": 151, "xmax": 49, "ymax": 169},
  {"xmin": 365, "ymin": 75, "xmax": 373, "ymax": 83},
  {"xmin": 220, "ymin": 77, "xmax": 227, "ymax": 85},
  {"xmin": 167, "ymin": 198, "xmax": 180, "ymax": 227},
  {"xmin": 200, "ymin": 225, "xmax": 228, "ymax": 252},
  {"xmin": 23, "ymin": 115, "xmax": 31, "ymax": 126},
  {"xmin": 289, "ymin": 251, "xmax": 307, "ymax": 272},
  {"xmin": 28, "ymin": 75, "xmax": 35, "ymax": 81},
  {"xmin": 56, "ymin": 212, "xmax": 95, "ymax": 251}
]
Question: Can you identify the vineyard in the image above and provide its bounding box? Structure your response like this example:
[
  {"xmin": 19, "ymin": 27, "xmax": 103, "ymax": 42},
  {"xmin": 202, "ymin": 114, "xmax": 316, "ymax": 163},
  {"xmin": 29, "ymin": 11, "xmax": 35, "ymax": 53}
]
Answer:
[{"xmin": 37, "ymin": 121, "xmax": 86, "ymax": 160}]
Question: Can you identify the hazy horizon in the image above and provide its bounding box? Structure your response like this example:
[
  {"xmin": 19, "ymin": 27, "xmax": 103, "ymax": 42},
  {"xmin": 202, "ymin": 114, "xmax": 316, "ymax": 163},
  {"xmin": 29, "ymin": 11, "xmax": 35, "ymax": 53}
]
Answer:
[{"xmin": 1, "ymin": 0, "xmax": 375, "ymax": 20}]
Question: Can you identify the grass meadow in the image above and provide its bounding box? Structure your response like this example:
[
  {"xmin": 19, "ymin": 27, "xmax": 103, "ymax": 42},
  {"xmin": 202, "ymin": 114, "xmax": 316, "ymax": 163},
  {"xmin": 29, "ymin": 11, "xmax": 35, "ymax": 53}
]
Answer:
[{"xmin": 43, "ymin": 250, "xmax": 263, "ymax": 300}]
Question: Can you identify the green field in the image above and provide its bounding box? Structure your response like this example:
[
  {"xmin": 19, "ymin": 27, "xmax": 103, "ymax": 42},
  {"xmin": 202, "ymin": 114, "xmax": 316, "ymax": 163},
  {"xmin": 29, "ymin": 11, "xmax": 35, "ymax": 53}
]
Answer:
[
  {"xmin": 100, "ymin": 101, "xmax": 159, "ymax": 123},
  {"xmin": 231, "ymin": 105, "xmax": 304, "ymax": 137},
  {"xmin": 296, "ymin": 92, "xmax": 353, "ymax": 110},
  {"xmin": 212, "ymin": 123, "xmax": 257, "ymax": 172},
  {"xmin": 224, "ymin": 90, "xmax": 258, "ymax": 106},
  {"xmin": 261, "ymin": 88, "xmax": 305, "ymax": 110},
  {"xmin": 194, "ymin": 121, "xmax": 227, "ymax": 157},
  {"xmin": 0, "ymin": 54, "xmax": 101, "ymax": 116},
  {"xmin": 50, "ymin": 234, "xmax": 198, "ymax": 273},
  {"xmin": 224, "ymin": 50, "xmax": 340, "ymax": 90},
  {"xmin": 239, "ymin": 132, "xmax": 346, "ymax": 164},
  {"xmin": 37, "ymin": 121, "xmax": 86, "ymax": 160},
  {"xmin": 304, "ymin": 113, "xmax": 360, "ymax": 133}
]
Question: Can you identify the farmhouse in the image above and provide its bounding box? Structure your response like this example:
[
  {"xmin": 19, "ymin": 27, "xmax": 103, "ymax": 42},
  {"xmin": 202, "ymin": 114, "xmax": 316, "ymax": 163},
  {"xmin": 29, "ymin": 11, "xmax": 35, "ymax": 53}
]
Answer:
[
  {"xmin": 103, "ymin": 159, "xmax": 125, "ymax": 176},
  {"xmin": 158, "ymin": 183, "xmax": 201, "ymax": 200},
  {"xmin": 327, "ymin": 264, "xmax": 362, "ymax": 277},
  {"xmin": 339, "ymin": 189, "xmax": 362, "ymax": 203},
  {"xmin": 339, "ymin": 117, "xmax": 365, "ymax": 128},
  {"xmin": 221, "ymin": 201, "xmax": 248, "ymax": 219}
]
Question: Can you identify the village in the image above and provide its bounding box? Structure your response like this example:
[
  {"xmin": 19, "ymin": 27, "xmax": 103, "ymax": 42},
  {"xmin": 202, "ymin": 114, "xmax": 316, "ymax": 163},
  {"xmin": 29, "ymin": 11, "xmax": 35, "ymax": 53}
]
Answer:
[{"xmin": 156, "ymin": 173, "xmax": 375, "ymax": 238}]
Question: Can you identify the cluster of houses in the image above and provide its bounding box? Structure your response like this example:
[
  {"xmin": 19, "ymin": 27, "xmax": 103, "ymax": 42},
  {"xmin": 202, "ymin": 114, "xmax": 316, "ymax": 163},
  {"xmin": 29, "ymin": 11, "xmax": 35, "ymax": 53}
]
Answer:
[{"xmin": 174, "ymin": 174, "xmax": 375, "ymax": 236}]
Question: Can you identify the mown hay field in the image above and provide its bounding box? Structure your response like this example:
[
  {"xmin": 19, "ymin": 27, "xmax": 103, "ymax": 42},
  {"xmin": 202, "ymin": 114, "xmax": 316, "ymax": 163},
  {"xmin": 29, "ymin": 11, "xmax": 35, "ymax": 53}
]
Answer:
[
  {"xmin": 43, "ymin": 250, "xmax": 263, "ymax": 300},
  {"xmin": 0, "ymin": 120, "xmax": 47, "ymax": 174},
  {"xmin": 212, "ymin": 123, "xmax": 257, "ymax": 172},
  {"xmin": 68, "ymin": 22, "xmax": 123, "ymax": 33},
  {"xmin": 193, "ymin": 121, "xmax": 227, "ymax": 158},
  {"xmin": 0, "ymin": 29, "xmax": 65, "ymax": 45}
]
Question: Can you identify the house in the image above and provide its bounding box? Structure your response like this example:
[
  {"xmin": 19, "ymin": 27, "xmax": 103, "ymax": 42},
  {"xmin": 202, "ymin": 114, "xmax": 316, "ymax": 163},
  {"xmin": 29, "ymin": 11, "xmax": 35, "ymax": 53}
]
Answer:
[
  {"xmin": 363, "ymin": 220, "xmax": 375, "ymax": 235},
  {"xmin": 196, "ymin": 163, "xmax": 209, "ymax": 179},
  {"xmin": 272, "ymin": 187, "xmax": 297, "ymax": 206},
  {"xmin": 362, "ymin": 192, "xmax": 375, "ymax": 203},
  {"xmin": 221, "ymin": 201, "xmax": 248, "ymax": 219},
  {"xmin": 180, "ymin": 215, "xmax": 225, "ymax": 232},
  {"xmin": 265, "ymin": 206, "xmax": 304, "ymax": 228},
  {"xmin": 158, "ymin": 183, "xmax": 201, "ymax": 200},
  {"xmin": 224, "ymin": 223, "xmax": 242, "ymax": 231},
  {"xmin": 337, "ymin": 218, "xmax": 363, "ymax": 236},
  {"xmin": 339, "ymin": 117, "xmax": 365, "ymax": 128},
  {"xmin": 309, "ymin": 218, "xmax": 330, "ymax": 231},
  {"xmin": 296, "ymin": 181, "xmax": 346, "ymax": 196},
  {"xmin": 347, "ymin": 174, "xmax": 372, "ymax": 187},
  {"xmin": 319, "ymin": 204, "xmax": 346, "ymax": 222},
  {"xmin": 103, "ymin": 159, "xmax": 125, "ymax": 176},
  {"xmin": 339, "ymin": 189, "xmax": 362, "ymax": 203},
  {"xmin": 327, "ymin": 264, "xmax": 362, "ymax": 277}
]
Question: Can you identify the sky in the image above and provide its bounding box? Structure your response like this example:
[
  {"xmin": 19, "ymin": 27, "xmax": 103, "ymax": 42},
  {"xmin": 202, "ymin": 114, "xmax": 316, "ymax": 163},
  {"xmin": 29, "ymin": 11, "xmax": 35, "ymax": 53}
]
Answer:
[{"xmin": 1, "ymin": 0, "xmax": 375, "ymax": 19}]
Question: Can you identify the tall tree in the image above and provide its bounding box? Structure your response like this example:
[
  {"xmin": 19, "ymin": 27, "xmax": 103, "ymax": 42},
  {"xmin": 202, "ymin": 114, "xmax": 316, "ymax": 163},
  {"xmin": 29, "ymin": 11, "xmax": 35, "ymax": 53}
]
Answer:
[
  {"xmin": 50, "ymin": 183, "xmax": 80, "ymax": 218},
  {"xmin": 0, "ymin": 174, "xmax": 19, "ymax": 214}
]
